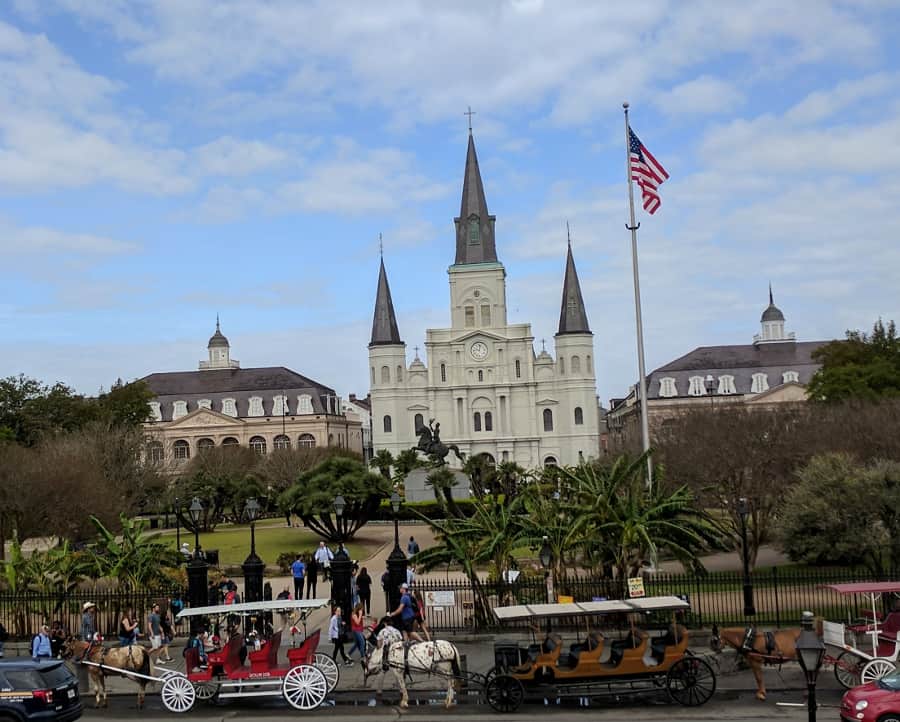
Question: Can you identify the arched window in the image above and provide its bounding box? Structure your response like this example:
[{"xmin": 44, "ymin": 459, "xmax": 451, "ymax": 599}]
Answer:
[
  {"xmin": 383, "ymin": 415, "xmax": 392, "ymax": 433},
  {"xmin": 147, "ymin": 441, "xmax": 164, "ymax": 463},
  {"xmin": 249, "ymin": 436, "xmax": 267, "ymax": 454},
  {"xmin": 586, "ymin": 354, "xmax": 592, "ymax": 372},
  {"xmin": 571, "ymin": 355, "xmax": 581, "ymax": 373},
  {"xmin": 502, "ymin": 450, "xmax": 509, "ymax": 462},
  {"xmin": 396, "ymin": 365, "xmax": 403, "ymax": 383},
  {"xmin": 468, "ymin": 215, "xmax": 480, "ymax": 244},
  {"xmin": 328, "ymin": 433, "xmax": 334, "ymax": 446},
  {"xmin": 484, "ymin": 411, "xmax": 493, "ymax": 431},
  {"xmin": 370, "ymin": 366, "xmax": 375, "ymax": 384},
  {"xmin": 515, "ymin": 359, "xmax": 521, "ymax": 378},
  {"xmin": 274, "ymin": 434, "xmax": 291, "ymax": 450},
  {"xmin": 298, "ymin": 433, "xmax": 316, "ymax": 448},
  {"xmin": 574, "ymin": 407, "xmax": 584, "ymax": 425},
  {"xmin": 197, "ymin": 438, "xmax": 214, "ymax": 452},
  {"xmin": 440, "ymin": 363, "xmax": 446, "ymax": 383},
  {"xmin": 473, "ymin": 412, "xmax": 482, "ymax": 432},
  {"xmin": 558, "ymin": 357, "xmax": 565, "ymax": 375},
  {"xmin": 544, "ymin": 456, "xmax": 558, "ymax": 468},
  {"xmin": 477, "ymin": 370, "xmax": 483, "ymax": 382},
  {"xmin": 222, "ymin": 437, "xmax": 239, "ymax": 446},
  {"xmin": 381, "ymin": 366, "xmax": 390, "ymax": 383},
  {"xmin": 414, "ymin": 413, "xmax": 424, "ymax": 433},
  {"xmin": 543, "ymin": 408, "xmax": 553, "ymax": 432},
  {"xmin": 173, "ymin": 439, "xmax": 190, "ymax": 461}
]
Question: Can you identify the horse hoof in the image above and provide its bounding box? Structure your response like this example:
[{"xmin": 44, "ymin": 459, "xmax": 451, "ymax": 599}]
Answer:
[
  {"xmin": 756, "ymin": 693, "xmax": 766, "ymax": 701},
  {"xmin": 400, "ymin": 701, "xmax": 409, "ymax": 709}
]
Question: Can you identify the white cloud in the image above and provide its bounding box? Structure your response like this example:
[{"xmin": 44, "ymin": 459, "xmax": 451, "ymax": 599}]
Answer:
[
  {"xmin": 0, "ymin": 219, "xmax": 137, "ymax": 255},
  {"xmin": 192, "ymin": 136, "xmax": 288, "ymax": 177},
  {"xmin": 656, "ymin": 76, "xmax": 745, "ymax": 116}
]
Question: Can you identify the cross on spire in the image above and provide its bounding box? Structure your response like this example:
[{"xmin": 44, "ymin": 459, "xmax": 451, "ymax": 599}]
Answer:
[
  {"xmin": 464, "ymin": 105, "xmax": 476, "ymax": 134},
  {"xmin": 541, "ymin": 338, "xmax": 546, "ymax": 352},
  {"xmin": 379, "ymin": 232, "xmax": 383, "ymax": 258},
  {"xmin": 414, "ymin": 345, "xmax": 420, "ymax": 358},
  {"xmin": 566, "ymin": 220, "xmax": 571, "ymax": 248}
]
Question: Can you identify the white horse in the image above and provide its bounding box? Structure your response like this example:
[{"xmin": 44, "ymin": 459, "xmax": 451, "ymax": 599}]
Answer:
[{"xmin": 364, "ymin": 639, "xmax": 462, "ymax": 709}]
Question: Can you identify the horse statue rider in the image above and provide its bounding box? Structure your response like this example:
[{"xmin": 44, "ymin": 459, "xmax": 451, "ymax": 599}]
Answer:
[{"xmin": 414, "ymin": 419, "xmax": 466, "ymax": 465}]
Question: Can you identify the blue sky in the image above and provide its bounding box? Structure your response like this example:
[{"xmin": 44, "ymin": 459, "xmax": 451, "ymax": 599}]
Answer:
[{"xmin": 2, "ymin": 0, "xmax": 899, "ymax": 406}]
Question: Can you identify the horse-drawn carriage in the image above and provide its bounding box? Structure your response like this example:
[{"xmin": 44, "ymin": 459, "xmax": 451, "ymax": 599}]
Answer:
[{"xmin": 486, "ymin": 595, "xmax": 716, "ymax": 712}]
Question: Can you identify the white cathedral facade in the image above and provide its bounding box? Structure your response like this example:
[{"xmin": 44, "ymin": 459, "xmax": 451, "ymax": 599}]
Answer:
[{"xmin": 367, "ymin": 131, "xmax": 600, "ymax": 469}]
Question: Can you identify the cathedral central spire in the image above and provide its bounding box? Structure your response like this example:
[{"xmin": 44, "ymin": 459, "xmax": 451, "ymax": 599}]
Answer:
[{"xmin": 454, "ymin": 133, "xmax": 498, "ymax": 265}]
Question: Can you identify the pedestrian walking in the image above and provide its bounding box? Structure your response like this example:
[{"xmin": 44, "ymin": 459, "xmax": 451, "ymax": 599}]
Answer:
[
  {"xmin": 291, "ymin": 554, "xmax": 306, "ymax": 600},
  {"xmin": 306, "ymin": 555, "xmax": 319, "ymax": 598},
  {"xmin": 314, "ymin": 542, "xmax": 333, "ymax": 581},
  {"xmin": 407, "ymin": 536, "xmax": 420, "ymax": 556},
  {"xmin": 357, "ymin": 566, "xmax": 372, "ymax": 615},
  {"xmin": 350, "ymin": 566, "xmax": 359, "ymax": 607},
  {"xmin": 412, "ymin": 589, "xmax": 431, "ymax": 641},
  {"xmin": 390, "ymin": 583, "xmax": 421, "ymax": 642},
  {"xmin": 147, "ymin": 603, "xmax": 168, "ymax": 662},
  {"xmin": 119, "ymin": 608, "xmax": 139, "ymax": 646},
  {"xmin": 347, "ymin": 603, "xmax": 367, "ymax": 663},
  {"xmin": 49, "ymin": 621, "xmax": 66, "ymax": 658},
  {"xmin": 160, "ymin": 610, "xmax": 175, "ymax": 662},
  {"xmin": 328, "ymin": 607, "xmax": 352, "ymax": 666}
]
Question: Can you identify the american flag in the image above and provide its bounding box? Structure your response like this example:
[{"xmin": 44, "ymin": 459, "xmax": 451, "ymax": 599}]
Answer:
[{"xmin": 629, "ymin": 127, "xmax": 669, "ymax": 215}]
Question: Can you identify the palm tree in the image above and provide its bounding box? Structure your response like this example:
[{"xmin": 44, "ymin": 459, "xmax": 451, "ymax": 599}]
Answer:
[
  {"xmin": 568, "ymin": 453, "xmax": 731, "ymax": 580},
  {"xmin": 425, "ymin": 466, "xmax": 464, "ymax": 517},
  {"xmin": 371, "ymin": 449, "xmax": 394, "ymax": 482},
  {"xmin": 87, "ymin": 513, "xmax": 182, "ymax": 587}
]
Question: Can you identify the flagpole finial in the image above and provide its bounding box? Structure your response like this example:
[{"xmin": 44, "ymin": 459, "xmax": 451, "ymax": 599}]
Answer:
[{"xmin": 623, "ymin": 101, "xmax": 630, "ymax": 110}]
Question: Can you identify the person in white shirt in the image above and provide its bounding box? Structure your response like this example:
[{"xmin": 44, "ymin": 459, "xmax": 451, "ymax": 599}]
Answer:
[{"xmin": 314, "ymin": 541, "xmax": 334, "ymax": 580}]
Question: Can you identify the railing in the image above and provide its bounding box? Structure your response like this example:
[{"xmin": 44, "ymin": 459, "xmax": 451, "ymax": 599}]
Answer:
[
  {"xmin": 0, "ymin": 587, "xmax": 184, "ymax": 640},
  {"xmin": 415, "ymin": 567, "xmax": 893, "ymax": 633}
]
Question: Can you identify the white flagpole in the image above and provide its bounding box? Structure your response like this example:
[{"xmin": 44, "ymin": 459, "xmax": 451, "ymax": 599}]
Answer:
[{"xmin": 623, "ymin": 102, "xmax": 653, "ymax": 490}]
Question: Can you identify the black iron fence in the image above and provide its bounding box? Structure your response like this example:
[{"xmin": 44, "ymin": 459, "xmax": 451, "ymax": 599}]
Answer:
[
  {"xmin": 415, "ymin": 567, "xmax": 894, "ymax": 633},
  {"xmin": 0, "ymin": 587, "xmax": 183, "ymax": 640}
]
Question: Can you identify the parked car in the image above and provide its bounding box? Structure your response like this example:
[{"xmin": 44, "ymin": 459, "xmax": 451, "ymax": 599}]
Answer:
[
  {"xmin": 0, "ymin": 658, "xmax": 82, "ymax": 721},
  {"xmin": 842, "ymin": 669, "xmax": 900, "ymax": 722}
]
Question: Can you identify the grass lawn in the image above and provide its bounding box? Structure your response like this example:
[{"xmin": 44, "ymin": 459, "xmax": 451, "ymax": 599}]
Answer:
[{"xmin": 152, "ymin": 522, "xmax": 375, "ymax": 569}]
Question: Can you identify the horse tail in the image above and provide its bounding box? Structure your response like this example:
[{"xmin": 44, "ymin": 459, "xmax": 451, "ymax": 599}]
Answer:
[
  {"xmin": 450, "ymin": 645, "xmax": 461, "ymax": 679},
  {"xmin": 139, "ymin": 646, "xmax": 151, "ymax": 679}
]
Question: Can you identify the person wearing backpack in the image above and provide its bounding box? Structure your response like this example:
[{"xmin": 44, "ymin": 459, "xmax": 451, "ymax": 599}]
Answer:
[{"xmin": 32, "ymin": 625, "xmax": 52, "ymax": 658}]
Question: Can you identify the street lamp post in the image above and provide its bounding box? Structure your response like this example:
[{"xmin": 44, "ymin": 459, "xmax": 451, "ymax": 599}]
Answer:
[
  {"xmin": 174, "ymin": 496, "xmax": 181, "ymax": 551},
  {"xmin": 795, "ymin": 611, "xmax": 826, "ymax": 722},
  {"xmin": 241, "ymin": 498, "xmax": 264, "ymax": 605},
  {"xmin": 737, "ymin": 497, "xmax": 756, "ymax": 617},
  {"xmin": 330, "ymin": 495, "xmax": 352, "ymax": 621},
  {"xmin": 186, "ymin": 497, "xmax": 209, "ymax": 634},
  {"xmin": 539, "ymin": 536, "xmax": 554, "ymax": 604},
  {"xmin": 387, "ymin": 491, "xmax": 408, "ymax": 614},
  {"xmin": 705, "ymin": 374, "xmax": 716, "ymax": 408}
]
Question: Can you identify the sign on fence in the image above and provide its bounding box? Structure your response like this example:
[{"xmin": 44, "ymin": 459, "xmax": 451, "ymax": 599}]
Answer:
[
  {"xmin": 627, "ymin": 577, "xmax": 645, "ymax": 598},
  {"xmin": 426, "ymin": 590, "xmax": 456, "ymax": 607}
]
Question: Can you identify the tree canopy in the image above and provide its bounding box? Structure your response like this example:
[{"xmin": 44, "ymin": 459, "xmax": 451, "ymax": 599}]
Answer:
[{"xmin": 808, "ymin": 319, "xmax": 900, "ymax": 402}]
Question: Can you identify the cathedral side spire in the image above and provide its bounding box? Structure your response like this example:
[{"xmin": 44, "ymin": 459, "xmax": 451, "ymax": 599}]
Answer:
[
  {"xmin": 556, "ymin": 241, "xmax": 591, "ymax": 335},
  {"xmin": 369, "ymin": 257, "xmax": 403, "ymax": 346},
  {"xmin": 454, "ymin": 132, "xmax": 498, "ymax": 265}
]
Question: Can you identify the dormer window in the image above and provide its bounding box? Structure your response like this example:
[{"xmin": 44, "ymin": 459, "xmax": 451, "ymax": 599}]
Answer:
[
  {"xmin": 222, "ymin": 398, "xmax": 237, "ymax": 417},
  {"xmin": 751, "ymin": 373, "xmax": 769, "ymax": 393},
  {"xmin": 197, "ymin": 399, "xmax": 212, "ymax": 410},
  {"xmin": 273, "ymin": 395, "xmax": 289, "ymax": 416},
  {"xmin": 659, "ymin": 377, "xmax": 678, "ymax": 398},
  {"xmin": 172, "ymin": 400, "xmax": 188, "ymax": 419},
  {"xmin": 297, "ymin": 394, "xmax": 314, "ymax": 414},
  {"xmin": 468, "ymin": 215, "xmax": 480, "ymax": 245},
  {"xmin": 148, "ymin": 401, "xmax": 162, "ymax": 421},
  {"xmin": 718, "ymin": 375, "xmax": 737, "ymax": 395},
  {"xmin": 783, "ymin": 370, "xmax": 799, "ymax": 384},
  {"xmin": 688, "ymin": 376, "xmax": 706, "ymax": 396},
  {"xmin": 248, "ymin": 396, "xmax": 264, "ymax": 417}
]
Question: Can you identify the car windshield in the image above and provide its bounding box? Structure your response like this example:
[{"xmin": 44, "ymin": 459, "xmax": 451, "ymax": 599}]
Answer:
[{"xmin": 878, "ymin": 670, "xmax": 900, "ymax": 690}]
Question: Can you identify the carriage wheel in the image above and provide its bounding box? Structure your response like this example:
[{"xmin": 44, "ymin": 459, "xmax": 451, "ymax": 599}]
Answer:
[
  {"xmin": 282, "ymin": 664, "xmax": 328, "ymax": 710},
  {"xmin": 666, "ymin": 656, "xmax": 716, "ymax": 706},
  {"xmin": 313, "ymin": 652, "xmax": 340, "ymax": 692},
  {"xmin": 861, "ymin": 657, "xmax": 897, "ymax": 684},
  {"xmin": 161, "ymin": 674, "xmax": 196, "ymax": 713},
  {"xmin": 484, "ymin": 674, "xmax": 525, "ymax": 713},
  {"xmin": 193, "ymin": 681, "xmax": 219, "ymax": 702},
  {"xmin": 834, "ymin": 651, "xmax": 864, "ymax": 689}
]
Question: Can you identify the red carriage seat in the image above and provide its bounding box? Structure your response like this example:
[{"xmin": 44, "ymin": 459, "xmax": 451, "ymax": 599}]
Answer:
[
  {"xmin": 248, "ymin": 631, "xmax": 283, "ymax": 673},
  {"xmin": 877, "ymin": 612, "xmax": 900, "ymax": 657},
  {"xmin": 287, "ymin": 629, "xmax": 320, "ymax": 666}
]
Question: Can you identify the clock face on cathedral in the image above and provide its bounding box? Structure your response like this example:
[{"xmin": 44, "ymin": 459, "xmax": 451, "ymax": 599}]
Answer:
[{"xmin": 470, "ymin": 341, "xmax": 489, "ymax": 360}]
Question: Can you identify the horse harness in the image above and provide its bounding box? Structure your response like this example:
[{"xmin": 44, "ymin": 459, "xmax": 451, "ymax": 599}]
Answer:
[{"xmin": 742, "ymin": 626, "xmax": 787, "ymax": 663}]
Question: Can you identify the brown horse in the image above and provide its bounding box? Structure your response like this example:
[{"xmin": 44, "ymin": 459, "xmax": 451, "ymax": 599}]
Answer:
[
  {"xmin": 710, "ymin": 625, "xmax": 801, "ymax": 701},
  {"xmin": 62, "ymin": 638, "xmax": 153, "ymax": 708}
]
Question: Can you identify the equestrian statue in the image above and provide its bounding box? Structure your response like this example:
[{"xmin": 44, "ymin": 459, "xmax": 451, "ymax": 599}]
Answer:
[{"xmin": 414, "ymin": 419, "xmax": 465, "ymax": 465}]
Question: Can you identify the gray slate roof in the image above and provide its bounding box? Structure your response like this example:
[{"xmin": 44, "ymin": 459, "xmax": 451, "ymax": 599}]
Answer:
[
  {"xmin": 557, "ymin": 243, "xmax": 591, "ymax": 335},
  {"xmin": 454, "ymin": 133, "xmax": 498, "ymax": 265},
  {"xmin": 142, "ymin": 366, "xmax": 337, "ymax": 422},
  {"xmin": 647, "ymin": 340, "xmax": 828, "ymax": 398},
  {"xmin": 370, "ymin": 258, "xmax": 403, "ymax": 346}
]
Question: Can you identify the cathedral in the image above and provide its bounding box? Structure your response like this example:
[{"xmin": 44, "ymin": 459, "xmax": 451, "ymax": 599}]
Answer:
[{"xmin": 367, "ymin": 131, "xmax": 600, "ymax": 469}]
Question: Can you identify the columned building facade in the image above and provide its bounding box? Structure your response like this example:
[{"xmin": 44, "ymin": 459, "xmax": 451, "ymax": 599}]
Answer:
[{"xmin": 368, "ymin": 132, "xmax": 601, "ymax": 469}]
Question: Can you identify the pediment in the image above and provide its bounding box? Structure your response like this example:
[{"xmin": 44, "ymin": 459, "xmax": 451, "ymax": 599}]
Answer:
[
  {"xmin": 168, "ymin": 408, "xmax": 244, "ymax": 428},
  {"xmin": 536, "ymin": 398, "xmax": 559, "ymax": 406},
  {"xmin": 452, "ymin": 330, "xmax": 507, "ymax": 344},
  {"xmin": 407, "ymin": 404, "xmax": 430, "ymax": 411},
  {"xmin": 746, "ymin": 381, "xmax": 808, "ymax": 404}
]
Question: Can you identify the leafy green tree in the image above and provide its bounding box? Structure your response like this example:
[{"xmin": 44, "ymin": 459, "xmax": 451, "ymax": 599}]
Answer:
[
  {"xmin": 779, "ymin": 454, "xmax": 900, "ymax": 575},
  {"xmin": 424, "ymin": 466, "xmax": 464, "ymax": 518},
  {"xmin": 371, "ymin": 449, "xmax": 394, "ymax": 482},
  {"xmin": 95, "ymin": 378, "xmax": 154, "ymax": 427},
  {"xmin": 569, "ymin": 454, "xmax": 731, "ymax": 580},
  {"xmin": 87, "ymin": 513, "xmax": 182, "ymax": 587},
  {"xmin": 279, "ymin": 455, "xmax": 388, "ymax": 542},
  {"xmin": 808, "ymin": 319, "xmax": 900, "ymax": 402}
]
